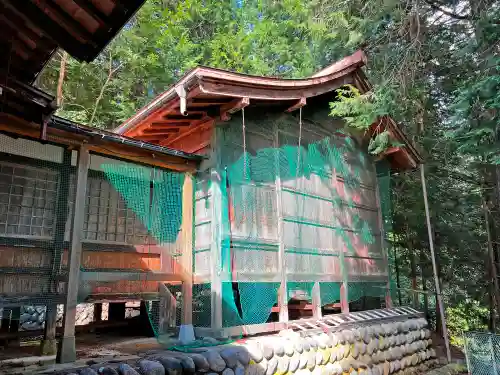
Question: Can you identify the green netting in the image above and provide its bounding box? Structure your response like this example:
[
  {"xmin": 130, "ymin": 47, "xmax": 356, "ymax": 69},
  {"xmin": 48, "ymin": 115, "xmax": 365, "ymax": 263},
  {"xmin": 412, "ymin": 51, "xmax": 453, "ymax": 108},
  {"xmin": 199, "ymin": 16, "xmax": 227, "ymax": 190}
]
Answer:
[
  {"xmin": 347, "ymin": 282, "xmax": 386, "ymax": 303},
  {"xmin": 238, "ymin": 282, "xmax": 280, "ymax": 324},
  {"xmin": 214, "ymin": 111, "xmax": 390, "ymax": 329},
  {"xmin": 320, "ymin": 282, "xmax": 342, "ymax": 305},
  {"xmin": 287, "ymin": 282, "xmax": 314, "ymax": 301},
  {"xmin": 376, "ymin": 159, "xmax": 395, "ymax": 302},
  {"xmin": 98, "ymin": 161, "xmax": 187, "ymax": 345}
]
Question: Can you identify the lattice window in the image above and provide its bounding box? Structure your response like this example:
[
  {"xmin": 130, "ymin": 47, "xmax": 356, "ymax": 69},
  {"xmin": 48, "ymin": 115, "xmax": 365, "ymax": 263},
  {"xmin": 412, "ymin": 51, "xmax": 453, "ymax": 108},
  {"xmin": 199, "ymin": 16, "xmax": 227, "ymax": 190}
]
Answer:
[
  {"xmin": 0, "ymin": 162, "xmax": 58, "ymax": 238},
  {"xmin": 82, "ymin": 174, "xmax": 149, "ymax": 245}
]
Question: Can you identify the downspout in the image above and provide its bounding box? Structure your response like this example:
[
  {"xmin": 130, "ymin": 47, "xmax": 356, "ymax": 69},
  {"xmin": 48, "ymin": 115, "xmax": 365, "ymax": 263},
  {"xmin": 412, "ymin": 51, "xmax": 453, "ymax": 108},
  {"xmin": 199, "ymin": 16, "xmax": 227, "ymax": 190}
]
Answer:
[{"xmin": 175, "ymin": 85, "xmax": 188, "ymax": 116}]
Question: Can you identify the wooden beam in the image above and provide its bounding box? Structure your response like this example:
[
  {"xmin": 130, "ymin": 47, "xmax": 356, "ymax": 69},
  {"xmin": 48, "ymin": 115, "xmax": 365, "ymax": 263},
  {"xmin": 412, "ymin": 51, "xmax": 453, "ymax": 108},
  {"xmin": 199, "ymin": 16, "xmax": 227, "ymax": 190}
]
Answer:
[
  {"xmin": 148, "ymin": 122, "xmax": 193, "ymax": 128},
  {"xmin": 143, "ymin": 128, "xmax": 180, "ymax": 135},
  {"xmin": 374, "ymin": 167, "xmax": 392, "ymax": 309},
  {"xmin": 312, "ymin": 282, "xmax": 322, "ymax": 319},
  {"xmin": 58, "ymin": 144, "xmax": 89, "ymax": 364},
  {"xmin": 31, "ymin": 0, "xmax": 97, "ymax": 45},
  {"xmin": 3, "ymin": 0, "xmax": 86, "ymax": 60},
  {"xmin": 161, "ymin": 118, "xmax": 214, "ymax": 147},
  {"xmin": 159, "ymin": 283, "xmax": 177, "ymax": 331},
  {"xmin": 220, "ymin": 97, "xmax": 250, "ymax": 121},
  {"xmin": 188, "ymin": 98, "xmax": 232, "ymax": 108},
  {"xmin": 41, "ymin": 148, "xmax": 71, "ymax": 356},
  {"xmin": 0, "ymin": 113, "xmax": 198, "ymax": 173},
  {"xmin": 71, "ymin": 0, "xmax": 108, "ymax": 25},
  {"xmin": 0, "ymin": 36, "xmax": 31, "ymax": 60},
  {"xmin": 134, "ymin": 135, "xmax": 161, "ymax": 142},
  {"xmin": 285, "ymin": 97, "xmax": 306, "ymax": 112},
  {"xmin": 154, "ymin": 118, "xmax": 195, "ymax": 124},
  {"xmin": 340, "ymin": 283, "xmax": 349, "ymax": 313},
  {"xmin": 80, "ymin": 272, "xmax": 184, "ymax": 283},
  {"xmin": 0, "ymin": 18, "xmax": 37, "ymax": 50},
  {"xmin": 181, "ymin": 173, "xmax": 194, "ymax": 325},
  {"xmin": 210, "ymin": 130, "xmax": 223, "ymax": 329},
  {"xmin": 274, "ymin": 122, "xmax": 288, "ymax": 322},
  {"xmin": 0, "ymin": 7, "xmax": 52, "ymax": 50},
  {"xmin": 336, "ymin": 166, "xmax": 349, "ymax": 314}
]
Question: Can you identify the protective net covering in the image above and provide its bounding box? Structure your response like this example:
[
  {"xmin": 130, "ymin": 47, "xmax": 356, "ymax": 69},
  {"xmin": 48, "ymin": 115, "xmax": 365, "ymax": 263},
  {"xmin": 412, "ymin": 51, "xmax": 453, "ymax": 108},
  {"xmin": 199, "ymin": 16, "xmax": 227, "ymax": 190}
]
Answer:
[
  {"xmin": 0, "ymin": 108, "xmax": 395, "ymax": 350},
  {"xmin": 464, "ymin": 332, "xmax": 500, "ymax": 375},
  {"xmin": 0, "ymin": 134, "xmax": 76, "ymax": 336},
  {"xmin": 190, "ymin": 108, "xmax": 393, "ymax": 337}
]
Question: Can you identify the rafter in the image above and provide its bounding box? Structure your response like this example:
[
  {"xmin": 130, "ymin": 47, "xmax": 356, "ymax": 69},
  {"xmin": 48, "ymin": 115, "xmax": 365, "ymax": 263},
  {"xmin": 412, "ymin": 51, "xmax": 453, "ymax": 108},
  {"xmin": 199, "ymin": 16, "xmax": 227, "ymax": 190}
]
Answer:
[
  {"xmin": 188, "ymin": 98, "xmax": 233, "ymax": 108},
  {"xmin": 134, "ymin": 134, "xmax": 163, "ymax": 142},
  {"xmin": 0, "ymin": 4, "xmax": 53, "ymax": 50},
  {"xmin": 72, "ymin": 0, "xmax": 108, "ymax": 25},
  {"xmin": 156, "ymin": 118, "xmax": 196, "ymax": 124},
  {"xmin": 220, "ymin": 97, "xmax": 250, "ymax": 121},
  {"xmin": 161, "ymin": 118, "xmax": 214, "ymax": 147},
  {"xmin": 3, "ymin": 0, "xmax": 86, "ymax": 60},
  {"xmin": 142, "ymin": 128, "xmax": 180, "ymax": 136},
  {"xmin": 285, "ymin": 97, "xmax": 306, "ymax": 112},
  {"xmin": 31, "ymin": 0, "xmax": 96, "ymax": 45}
]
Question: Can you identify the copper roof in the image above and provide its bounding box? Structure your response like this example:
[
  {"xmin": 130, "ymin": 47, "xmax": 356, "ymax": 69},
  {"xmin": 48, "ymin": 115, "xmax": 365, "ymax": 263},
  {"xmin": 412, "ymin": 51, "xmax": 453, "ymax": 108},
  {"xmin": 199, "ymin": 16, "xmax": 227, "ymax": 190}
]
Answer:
[
  {"xmin": 115, "ymin": 50, "xmax": 368, "ymax": 135},
  {"xmin": 115, "ymin": 50, "xmax": 422, "ymax": 170}
]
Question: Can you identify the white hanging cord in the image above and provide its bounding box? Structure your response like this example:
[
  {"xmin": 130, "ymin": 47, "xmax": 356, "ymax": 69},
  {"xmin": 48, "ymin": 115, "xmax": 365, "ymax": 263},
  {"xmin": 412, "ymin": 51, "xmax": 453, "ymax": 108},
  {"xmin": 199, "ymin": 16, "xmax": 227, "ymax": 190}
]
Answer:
[
  {"xmin": 296, "ymin": 106, "xmax": 303, "ymax": 179},
  {"xmin": 242, "ymin": 106, "xmax": 247, "ymax": 180}
]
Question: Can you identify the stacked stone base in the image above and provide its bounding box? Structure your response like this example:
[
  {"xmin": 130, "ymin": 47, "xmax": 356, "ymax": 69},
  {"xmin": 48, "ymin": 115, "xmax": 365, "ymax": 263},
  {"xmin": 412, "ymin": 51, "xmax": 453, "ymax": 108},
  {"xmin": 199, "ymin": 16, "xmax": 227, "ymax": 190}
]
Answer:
[{"xmin": 54, "ymin": 316, "xmax": 439, "ymax": 375}]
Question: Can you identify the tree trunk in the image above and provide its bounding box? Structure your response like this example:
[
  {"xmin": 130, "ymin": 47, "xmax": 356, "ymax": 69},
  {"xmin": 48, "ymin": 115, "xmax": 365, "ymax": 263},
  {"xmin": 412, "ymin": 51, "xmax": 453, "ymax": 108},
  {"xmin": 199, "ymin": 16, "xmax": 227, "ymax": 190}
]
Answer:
[
  {"xmin": 482, "ymin": 188, "xmax": 500, "ymax": 329},
  {"xmin": 394, "ymin": 245, "xmax": 403, "ymax": 306},
  {"xmin": 420, "ymin": 248, "xmax": 430, "ymax": 319},
  {"xmin": 408, "ymin": 240, "xmax": 419, "ymax": 308},
  {"xmin": 56, "ymin": 51, "xmax": 68, "ymax": 107}
]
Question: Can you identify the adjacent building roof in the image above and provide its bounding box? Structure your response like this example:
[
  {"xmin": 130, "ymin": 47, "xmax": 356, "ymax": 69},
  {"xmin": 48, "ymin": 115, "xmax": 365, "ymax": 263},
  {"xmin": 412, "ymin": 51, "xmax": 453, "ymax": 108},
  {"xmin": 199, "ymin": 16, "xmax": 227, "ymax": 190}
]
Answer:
[
  {"xmin": 116, "ymin": 50, "xmax": 422, "ymax": 170},
  {"xmin": 0, "ymin": 0, "xmax": 201, "ymax": 171},
  {"xmin": 0, "ymin": 0, "xmax": 146, "ymax": 83}
]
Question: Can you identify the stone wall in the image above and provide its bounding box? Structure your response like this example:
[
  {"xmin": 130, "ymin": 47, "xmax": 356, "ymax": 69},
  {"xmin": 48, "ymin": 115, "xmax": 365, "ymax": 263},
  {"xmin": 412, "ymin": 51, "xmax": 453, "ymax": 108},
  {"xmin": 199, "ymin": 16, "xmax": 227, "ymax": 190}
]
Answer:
[
  {"xmin": 60, "ymin": 316, "xmax": 439, "ymax": 375},
  {"xmin": 16, "ymin": 302, "xmax": 139, "ymax": 332}
]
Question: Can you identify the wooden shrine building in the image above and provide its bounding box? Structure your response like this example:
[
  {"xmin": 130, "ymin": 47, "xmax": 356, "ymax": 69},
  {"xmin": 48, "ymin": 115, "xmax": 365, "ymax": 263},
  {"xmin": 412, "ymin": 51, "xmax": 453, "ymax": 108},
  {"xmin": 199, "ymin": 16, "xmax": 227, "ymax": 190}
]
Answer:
[{"xmin": 116, "ymin": 50, "xmax": 422, "ymax": 336}]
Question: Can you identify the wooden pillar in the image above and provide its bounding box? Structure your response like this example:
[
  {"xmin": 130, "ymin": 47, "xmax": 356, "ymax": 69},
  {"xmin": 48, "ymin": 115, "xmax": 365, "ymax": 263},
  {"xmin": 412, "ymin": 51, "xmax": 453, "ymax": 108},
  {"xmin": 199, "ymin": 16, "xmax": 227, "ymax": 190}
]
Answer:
[
  {"xmin": 210, "ymin": 128, "xmax": 223, "ymax": 330},
  {"xmin": 210, "ymin": 168, "xmax": 223, "ymax": 330},
  {"xmin": 9, "ymin": 307, "xmax": 20, "ymax": 346},
  {"xmin": 41, "ymin": 305, "xmax": 57, "ymax": 355},
  {"xmin": 421, "ymin": 164, "xmax": 451, "ymax": 363},
  {"xmin": 1, "ymin": 308, "xmax": 11, "ymax": 333},
  {"xmin": 43, "ymin": 148, "xmax": 71, "ymax": 356},
  {"xmin": 181, "ymin": 173, "xmax": 194, "ymax": 325},
  {"xmin": 1, "ymin": 308, "xmax": 20, "ymax": 347},
  {"xmin": 58, "ymin": 145, "xmax": 89, "ymax": 363},
  {"xmin": 312, "ymin": 282, "xmax": 322, "ymax": 320},
  {"xmin": 93, "ymin": 303, "xmax": 102, "ymax": 322},
  {"xmin": 340, "ymin": 283, "xmax": 349, "ymax": 314},
  {"xmin": 274, "ymin": 123, "xmax": 289, "ymax": 322},
  {"xmin": 159, "ymin": 284, "xmax": 177, "ymax": 331},
  {"xmin": 375, "ymin": 166, "xmax": 392, "ymax": 308},
  {"xmin": 108, "ymin": 303, "xmax": 126, "ymax": 321},
  {"xmin": 408, "ymin": 240, "xmax": 419, "ymax": 308}
]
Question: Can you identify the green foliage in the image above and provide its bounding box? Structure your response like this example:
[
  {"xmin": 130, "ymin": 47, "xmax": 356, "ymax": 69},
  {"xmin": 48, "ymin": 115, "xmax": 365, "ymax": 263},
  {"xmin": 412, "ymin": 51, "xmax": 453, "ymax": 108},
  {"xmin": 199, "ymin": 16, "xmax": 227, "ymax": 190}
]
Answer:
[
  {"xmin": 368, "ymin": 131, "xmax": 390, "ymax": 155},
  {"xmin": 447, "ymin": 301, "xmax": 489, "ymax": 347},
  {"xmin": 329, "ymin": 85, "xmax": 380, "ymax": 131}
]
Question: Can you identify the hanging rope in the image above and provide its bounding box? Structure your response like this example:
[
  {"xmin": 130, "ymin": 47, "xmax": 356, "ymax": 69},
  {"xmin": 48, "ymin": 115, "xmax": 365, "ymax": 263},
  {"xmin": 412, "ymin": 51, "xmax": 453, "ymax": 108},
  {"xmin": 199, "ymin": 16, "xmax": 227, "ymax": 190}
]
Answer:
[
  {"xmin": 296, "ymin": 106, "xmax": 303, "ymax": 179},
  {"xmin": 242, "ymin": 106, "xmax": 247, "ymax": 181}
]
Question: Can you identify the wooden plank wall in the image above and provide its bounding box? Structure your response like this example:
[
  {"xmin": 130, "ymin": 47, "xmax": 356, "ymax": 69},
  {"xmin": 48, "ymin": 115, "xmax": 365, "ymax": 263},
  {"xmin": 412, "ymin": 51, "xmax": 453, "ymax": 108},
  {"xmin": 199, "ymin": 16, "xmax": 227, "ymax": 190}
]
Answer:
[
  {"xmin": 0, "ymin": 138, "xmax": 190, "ymax": 304},
  {"xmin": 216, "ymin": 111, "xmax": 387, "ymax": 285}
]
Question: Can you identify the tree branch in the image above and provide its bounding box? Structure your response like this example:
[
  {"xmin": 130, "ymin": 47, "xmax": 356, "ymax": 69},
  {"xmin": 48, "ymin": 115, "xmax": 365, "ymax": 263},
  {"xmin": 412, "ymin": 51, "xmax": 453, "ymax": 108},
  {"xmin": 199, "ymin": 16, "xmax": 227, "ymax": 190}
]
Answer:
[
  {"xmin": 424, "ymin": 0, "xmax": 472, "ymax": 21},
  {"xmin": 89, "ymin": 52, "xmax": 122, "ymax": 127}
]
